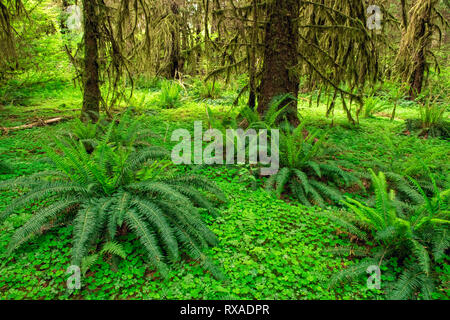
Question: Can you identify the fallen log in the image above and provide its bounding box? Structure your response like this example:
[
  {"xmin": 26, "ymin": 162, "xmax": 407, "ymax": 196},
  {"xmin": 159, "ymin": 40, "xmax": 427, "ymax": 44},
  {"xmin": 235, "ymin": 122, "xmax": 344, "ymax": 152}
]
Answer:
[{"xmin": 1, "ymin": 117, "xmax": 72, "ymax": 134}]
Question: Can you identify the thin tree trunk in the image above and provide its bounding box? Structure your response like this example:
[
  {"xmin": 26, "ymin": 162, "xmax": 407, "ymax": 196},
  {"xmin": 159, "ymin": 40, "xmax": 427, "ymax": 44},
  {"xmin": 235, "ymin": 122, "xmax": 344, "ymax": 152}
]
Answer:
[
  {"xmin": 258, "ymin": 0, "xmax": 300, "ymax": 126},
  {"xmin": 407, "ymin": 0, "xmax": 437, "ymax": 99},
  {"xmin": 247, "ymin": 0, "xmax": 258, "ymax": 110},
  {"xmin": 409, "ymin": 47, "xmax": 426, "ymax": 98},
  {"xmin": 168, "ymin": 1, "xmax": 181, "ymax": 79},
  {"xmin": 81, "ymin": 0, "xmax": 100, "ymax": 123},
  {"xmin": 400, "ymin": 0, "xmax": 408, "ymax": 30}
]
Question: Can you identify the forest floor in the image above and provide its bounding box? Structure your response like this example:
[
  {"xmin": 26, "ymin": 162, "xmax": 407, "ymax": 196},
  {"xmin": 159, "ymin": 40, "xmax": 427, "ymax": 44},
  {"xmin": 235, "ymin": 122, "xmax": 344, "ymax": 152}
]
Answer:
[{"xmin": 0, "ymin": 79, "xmax": 448, "ymax": 299}]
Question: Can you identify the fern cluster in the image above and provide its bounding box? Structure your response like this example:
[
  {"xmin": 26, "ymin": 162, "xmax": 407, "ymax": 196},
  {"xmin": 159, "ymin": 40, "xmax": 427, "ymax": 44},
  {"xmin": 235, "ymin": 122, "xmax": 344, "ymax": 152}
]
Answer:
[
  {"xmin": 324, "ymin": 170, "xmax": 449, "ymax": 299},
  {"xmin": 0, "ymin": 119, "xmax": 226, "ymax": 278},
  {"xmin": 364, "ymin": 134, "xmax": 448, "ymax": 204},
  {"xmin": 417, "ymin": 92, "xmax": 448, "ymax": 138},
  {"xmin": 239, "ymin": 94, "xmax": 295, "ymax": 130},
  {"xmin": 362, "ymin": 95, "xmax": 389, "ymax": 118},
  {"xmin": 158, "ymin": 80, "xmax": 183, "ymax": 109},
  {"xmin": 190, "ymin": 79, "xmax": 223, "ymax": 100},
  {"xmin": 68, "ymin": 108, "xmax": 159, "ymax": 152},
  {"xmin": 265, "ymin": 123, "xmax": 362, "ymax": 207},
  {"xmin": 205, "ymin": 93, "xmax": 294, "ymax": 134},
  {"xmin": 0, "ymin": 159, "xmax": 12, "ymax": 174}
]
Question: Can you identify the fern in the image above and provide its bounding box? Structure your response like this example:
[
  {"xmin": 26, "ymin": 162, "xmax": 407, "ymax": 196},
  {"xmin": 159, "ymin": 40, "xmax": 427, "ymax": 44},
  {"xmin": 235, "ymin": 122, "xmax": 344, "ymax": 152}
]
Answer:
[
  {"xmin": 324, "ymin": 169, "xmax": 449, "ymax": 299},
  {"xmin": 0, "ymin": 160, "xmax": 12, "ymax": 174},
  {"xmin": 81, "ymin": 241, "xmax": 127, "ymax": 275},
  {"xmin": 67, "ymin": 107, "xmax": 162, "ymax": 153},
  {"xmin": 265, "ymin": 125, "xmax": 361, "ymax": 207},
  {"xmin": 1, "ymin": 118, "xmax": 225, "ymax": 279},
  {"xmin": 158, "ymin": 80, "xmax": 183, "ymax": 108}
]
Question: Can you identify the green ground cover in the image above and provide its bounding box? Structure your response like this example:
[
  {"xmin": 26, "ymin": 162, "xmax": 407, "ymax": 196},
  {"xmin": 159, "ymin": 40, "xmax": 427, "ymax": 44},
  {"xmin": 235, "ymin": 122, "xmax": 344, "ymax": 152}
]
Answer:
[{"xmin": 0, "ymin": 80, "xmax": 448, "ymax": 300}]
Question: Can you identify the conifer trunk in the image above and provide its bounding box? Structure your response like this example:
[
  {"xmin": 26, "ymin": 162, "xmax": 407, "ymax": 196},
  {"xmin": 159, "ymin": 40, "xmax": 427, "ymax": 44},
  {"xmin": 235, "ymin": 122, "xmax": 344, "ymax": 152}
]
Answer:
[
  {"xmin": 258, "ymin": 0, "xmax": 299, "ymax": 126},
  {"xmin": 81, "ymin": 0, "xmax": 100, "ymax": 123},
  {"xmin": 168, "ymin": 1, "xmax": 182, "ymax": 79}
]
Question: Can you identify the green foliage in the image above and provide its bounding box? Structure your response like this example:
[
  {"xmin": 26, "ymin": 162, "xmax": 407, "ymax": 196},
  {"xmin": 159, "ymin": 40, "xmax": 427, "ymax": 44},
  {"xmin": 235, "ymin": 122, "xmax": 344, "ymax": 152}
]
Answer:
[
  {"xmin": 0, "ymin": 167, "xmax": 383, "ymax": 299},
  {"xmin": 135, "ymin": 76, "xmax": 164, "ymax": 91},
  {"xmin": 158, "ymin": 80, "xmax": 183, "ymax": 109},
  {"xmin": 363, "ymin": 95, "xmax": 389, "ymax": 118},
  {"xmin": 205, "ymin": 106, "xmax": 239, "ymax": 133},
  {"xmin": 191, "ymin": 79, "xmax": 223, "ymax": 100},
  {"xmin": 419, "ymin": 104, "xmax": 447, "ymax": 130},
  {"xmin": 0, "ymin": 0, "xmax": 449, "ymax": 301},
  {"xmin": 205, "ymin": 94, "xmax": 293, "ymax": 133},
  {"xmin": 0, "ymin": 120, "xmax": 226, "ymax": 279},
  {"xmin": 68, "ymin": 108, "xmax": 160, "ymax": 151},
  {"xmin": 81, "ymin": 241, "xmax": 127, "ymax": 276},
  {"xmin": 404, "ymin": 89, "xmax": 449, "ymax": 139},
  {"xmin": 0, "ymin": 160, "xmax": 12, "ymax": 174},
  {"xmin": 265, "ymin": 123, "xmax": 361, "ymax": 207},
  {"xmin": 241, "ymin": 94, "xmax": 294, "ymax": 130},
  {"xmin": 325, "ymin": 170, "xmax": 449, "ymax": 299}
]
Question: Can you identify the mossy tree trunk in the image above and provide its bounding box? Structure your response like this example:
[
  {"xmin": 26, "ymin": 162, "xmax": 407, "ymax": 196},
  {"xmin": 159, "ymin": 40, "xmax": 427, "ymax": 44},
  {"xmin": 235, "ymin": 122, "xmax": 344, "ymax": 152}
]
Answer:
[
  {"xmin": 399, "ymin": 0, "xmax": 439, "ymax": 99},
  {"xmin": 81, "ymin": 0, "xmax": 100, "ymax": 123},
  {"xmin": 168, "ymin": 0, "xmax": 182, "ymax": 79},
  {"xmin": 258, "ymin": 0, "xmax": 300, "ymax": 126}
]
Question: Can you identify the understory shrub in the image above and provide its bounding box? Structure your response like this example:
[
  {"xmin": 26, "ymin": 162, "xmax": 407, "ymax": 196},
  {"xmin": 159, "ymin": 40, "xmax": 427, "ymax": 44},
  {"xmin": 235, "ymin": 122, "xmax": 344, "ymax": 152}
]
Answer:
[
  {"xmin": 191, "ymin": 79, "xmax": 223, "ymax": 100},
  {"xmin": 325, "ymin": 170, "xmax": 449, "ymax": 299},
  {"xmin": 69, "ymin": 108, "xmax": 160, "ymax": 152},
  {"xmin": 265, "ymin": 123, "xmax": 362, "ymax": 207},
  {"xmin": 0, "ymin": 160, "xmax": 12, "ymax": 174},
  {"xmin": 363, "ymin": 95, "xmax": 389, "ymax": 118},
  {"xmin": 158, "ymin": 80, "xmax": 183, "ymax": 109},
  {"xmin": 0, "ymin": 120, "xmax": 226, "ymax": 278}
]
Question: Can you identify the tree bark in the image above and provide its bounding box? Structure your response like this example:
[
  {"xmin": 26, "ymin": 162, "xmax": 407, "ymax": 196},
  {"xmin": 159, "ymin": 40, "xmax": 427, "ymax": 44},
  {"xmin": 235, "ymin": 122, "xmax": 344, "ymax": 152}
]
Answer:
[
  {"xmin": 409, "ymin": 47, "xmax": 425, "ymax": 98},
  {"xmin": 168, "ymin": 0, "xmax": 182, "ymax": 79},
  {"xmin": 247, "ymin": 0, "xmax": 258, "ymax": 110},
  {"xmin": 258, "ymin": 0, "xmax": 300, "ymax": 126},
  {"xmin": 81, "ymin": 0, "xmax": 101, "ymax": 123},
  {"xmin": 407, "ymin": 0, "xmax": 437, "ymax": 99},
  {"xmin": 400, "ymin": 0, "xmax": 408, "ymax": 30}
]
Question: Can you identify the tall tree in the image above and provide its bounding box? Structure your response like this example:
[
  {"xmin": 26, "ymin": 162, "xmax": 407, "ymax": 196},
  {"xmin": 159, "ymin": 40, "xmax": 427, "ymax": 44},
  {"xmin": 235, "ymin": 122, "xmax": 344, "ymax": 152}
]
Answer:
[
  {"xmin": 167, "ymin": 0, "xmax": 182, "ymax": 78},
  {"xmin": 396, "ymin": 0, "xmax": 445, "ymax": 98},
  {"xmin": 204, "ymin": 0, "xmax": 379, "ymax": 126},
  {"xmin": 81, "ymin": 0, "xmax": 100, "ymax": 122},
  {"xmin": 258, "ymin": 0, "xmax": 300, "ymax": 126},
  {"xmin": 0, "ymin": 0, "xmax": 24, "ymax": 81}
]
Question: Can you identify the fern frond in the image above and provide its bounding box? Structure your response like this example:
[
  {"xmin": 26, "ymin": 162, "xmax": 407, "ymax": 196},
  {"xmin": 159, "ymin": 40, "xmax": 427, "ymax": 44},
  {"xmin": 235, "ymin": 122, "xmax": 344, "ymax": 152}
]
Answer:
[
  {"xmin": 275, "ymin": 168, "xmax": 291, "ymax": 198},
  {"xmin": 72, "ymin": 204, "xmax": 101, "ymax": 266},
  {"xmin": 328, "ymin": 259, "xmax": 376, "ymax": 288},
  {"xmin": 7, "ymin": 199, "xmax": 79, "ymax": 253},
  {"xmin": 100, "ymin": 241, "xmax": 126, "ymax": 259},
  {"xmin": 132, "ymin": 198, "xmax": 179, "ymax": 261},
  {"xmin": 410, "ymin": 239, "xmax": 431, "ymax": 275},
  {"xmin": 0, "ymin": 182, "xmax": 88, "ymax": 223},
  {"xmin": 125, "ymin": 209, "xmax": 169, "ymax": 277},
  {"xmin": 309, "ymin": 180, "xmax": 343, "ymax": 203}
]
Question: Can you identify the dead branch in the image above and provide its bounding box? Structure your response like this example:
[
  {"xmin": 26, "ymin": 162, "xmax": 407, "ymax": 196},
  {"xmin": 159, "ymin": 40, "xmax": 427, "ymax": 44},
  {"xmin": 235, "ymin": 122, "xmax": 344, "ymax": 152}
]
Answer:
[{"xmin": 1, "ymin": 117, "xmax": 72, "ymax": 134}]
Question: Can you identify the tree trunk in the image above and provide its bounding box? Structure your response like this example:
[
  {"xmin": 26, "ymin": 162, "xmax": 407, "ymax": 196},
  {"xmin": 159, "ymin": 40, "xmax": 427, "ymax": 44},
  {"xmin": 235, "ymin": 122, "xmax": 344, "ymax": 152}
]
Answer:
[
  {"xmin": 407, "ymin": 0, "xmax": 437, "ymax": 99},
  {"xmin": 258, "ymin": 0, "xmax": 299, "ymax": 126},
  {"xmin": 409, "ymin": 11, "xmax": 427, "ymax": 99},
  {"xmin": 81, "ymin": 0, "xmax": 100, "ymax": 123},
  {"xmin": 248, "ymin": 0, "xmax": 258, "ymax": 110},
  {"xmin": 400, "ymin": 0, "xmax": 408, "ymax": 30},
  {"xmin": 409, "ymin": 47, "xmax": 425, "ymax": 98},
  {"xmin": 168, "ymin": 1, "xmax": 182, "ymax": 79}
]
